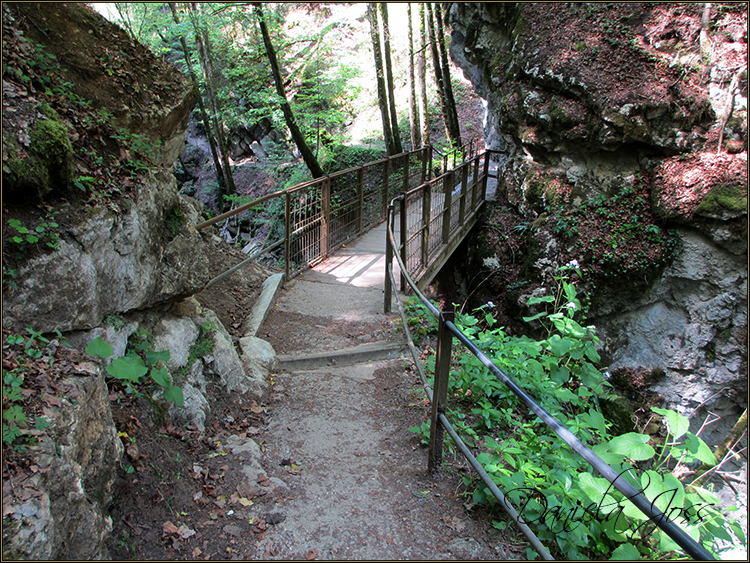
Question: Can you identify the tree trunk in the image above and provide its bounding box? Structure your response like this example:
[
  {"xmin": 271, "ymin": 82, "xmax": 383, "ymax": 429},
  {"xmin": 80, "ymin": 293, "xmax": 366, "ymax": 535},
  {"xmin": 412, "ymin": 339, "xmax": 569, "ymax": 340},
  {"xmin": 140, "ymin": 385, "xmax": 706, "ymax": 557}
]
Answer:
[
  {"xmin": 168, "ymin": 2, "xmax": 225, "ymax": 196},
  {"xmin": 378, "ymin": 3, "xmax": 402, "ymax": 154},
  {"xmin": 434, "ymin": 3, "xmax": 462, "ymax": 148},
  {"xmin": 418, "ymin": 3, "xmax": 430, "ymax": 146},
  {"xmin": 253, "ymin": 3, "xmax": 324, "ymax": 178},
  {"xmin": 426, "ymin": 2, "xmax": 452, "ymax": 146},
  {"xmin": 189, "ymin": 2, "xmax": 236, "ymax": 200},
  {"xmin": 367, "ymin": 3, "xmax": 395, "ymax": 155},
  {"xmin": 407, "ymin": 3, "xmax": 421, "ymax": 149}
]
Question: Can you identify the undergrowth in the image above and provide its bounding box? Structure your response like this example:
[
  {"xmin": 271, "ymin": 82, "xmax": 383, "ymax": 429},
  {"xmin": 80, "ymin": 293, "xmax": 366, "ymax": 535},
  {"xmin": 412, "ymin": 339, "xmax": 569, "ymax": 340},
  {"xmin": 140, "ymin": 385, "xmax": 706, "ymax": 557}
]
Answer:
[{"xmin": 408, "ymin": 265, "xmax": 745, "ymax": 560}]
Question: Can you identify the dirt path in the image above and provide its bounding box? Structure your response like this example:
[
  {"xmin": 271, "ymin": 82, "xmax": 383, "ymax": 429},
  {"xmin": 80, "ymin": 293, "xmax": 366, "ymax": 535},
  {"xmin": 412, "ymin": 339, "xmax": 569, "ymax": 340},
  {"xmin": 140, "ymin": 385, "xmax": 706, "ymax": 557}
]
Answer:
[{"xmin": 251, "ymin": 226, "xmax": 521, "ymax": 559}]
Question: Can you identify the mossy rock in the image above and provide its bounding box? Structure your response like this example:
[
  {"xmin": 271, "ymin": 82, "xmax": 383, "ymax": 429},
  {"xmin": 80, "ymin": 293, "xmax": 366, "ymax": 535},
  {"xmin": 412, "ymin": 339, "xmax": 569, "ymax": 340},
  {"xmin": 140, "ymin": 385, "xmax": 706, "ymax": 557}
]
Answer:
[
  {"xmin": 694, "ymin": 184, "xmax": 748, "ymax": 219},
  {"xmin": 4, "ymin": 108, "xmax": 74, "ymax": 201}
]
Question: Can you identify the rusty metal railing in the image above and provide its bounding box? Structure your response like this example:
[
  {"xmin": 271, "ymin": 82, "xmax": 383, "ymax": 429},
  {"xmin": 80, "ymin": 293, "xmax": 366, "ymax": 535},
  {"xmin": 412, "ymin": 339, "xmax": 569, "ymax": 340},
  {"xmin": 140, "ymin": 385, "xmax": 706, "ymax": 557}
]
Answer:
[
  {"xmin": 196, "ymin": 147, "xmax": 432, "ymax": 282},
  {"xmin": 196, "ymin": 140, "xmax": 482, "ymax": 285},
  {"xmin": 384, "ymin": 149, "xmax": 494, "ymax": 301}
]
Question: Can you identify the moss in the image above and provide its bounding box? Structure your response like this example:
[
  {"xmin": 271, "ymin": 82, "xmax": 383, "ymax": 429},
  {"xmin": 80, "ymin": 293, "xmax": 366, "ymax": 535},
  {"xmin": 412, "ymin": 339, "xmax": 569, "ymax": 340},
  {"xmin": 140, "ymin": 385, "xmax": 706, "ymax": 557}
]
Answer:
[
  {"xmin": 6, "ymin": 111, "xmax": 74, "ymax": 200},
  {"xmin": 695, "ymin": 184, "xmax": 748, "ymax": 216}
]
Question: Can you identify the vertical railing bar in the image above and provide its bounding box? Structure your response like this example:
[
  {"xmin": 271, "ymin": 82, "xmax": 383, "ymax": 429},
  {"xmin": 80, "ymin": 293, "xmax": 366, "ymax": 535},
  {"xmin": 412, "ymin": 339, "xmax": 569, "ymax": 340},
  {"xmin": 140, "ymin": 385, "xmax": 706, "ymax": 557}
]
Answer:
[
  {"xmin": 459, "ymin": 163, "xmax": 468, "ymax": 226},
  {"xmin": 472, "ymin": 154, "xmax": 480, "ymax": 211},
  {"xmin": 441, "ymin": 171, "xmax": 452, "ymax": 244},
  {"xmin": 321, "ymin": 178, "xmax": 330, "ymax": 259},
  {"xmin": 481, "ymin": 151, "xmax": 490, "ymax": 202},
  {"xmin": 384, "ymin": 203, "xmax": 394, "ymax": 314},
  {"xmin": 357, "ymin": 167, "xmax": 365, "ymax": 236},
  {"xmin": 399, "ymin": 194, "xmax": 408, "ymax": 292},
  {"xmin": 428, "ymin": 310, "xmax": 454, "ymax": 473},
  {"xmin": 382, "ymin": 158, "xmax": 390, "ymax": 218},
  {"xmin": 421, "ymin": 183, "xmax": 431, "ymax": 271},
  {"xmin": 284, "ymin": 192, "xmax": 291, "ymax": 282}
]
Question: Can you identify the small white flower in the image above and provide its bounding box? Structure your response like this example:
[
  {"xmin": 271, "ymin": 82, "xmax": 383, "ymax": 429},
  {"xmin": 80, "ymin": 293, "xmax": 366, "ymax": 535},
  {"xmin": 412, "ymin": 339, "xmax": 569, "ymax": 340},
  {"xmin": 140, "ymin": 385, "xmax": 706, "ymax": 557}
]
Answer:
[
  {"xmin": 603, "ymin": 371, "xmax": 611, "ymax": 380},
  {"xmin": 486, "ymin": 301, "xmax": 495, "ymax": 308},
  {"xmin": 565, "ymin": 259, "xmax": 580, "ymax": 269},
  {"xmin": 565, "ymin": 302, "xmax": 577, "ymax": 310}
]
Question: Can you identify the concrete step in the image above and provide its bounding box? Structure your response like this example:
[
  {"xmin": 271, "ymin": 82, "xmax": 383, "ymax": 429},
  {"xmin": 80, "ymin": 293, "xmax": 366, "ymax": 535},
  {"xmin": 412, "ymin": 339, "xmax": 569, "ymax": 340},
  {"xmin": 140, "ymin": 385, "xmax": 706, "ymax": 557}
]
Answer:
[{"xmin": 277, "ymin": 341, "xmax": 406, "ymax": 371}]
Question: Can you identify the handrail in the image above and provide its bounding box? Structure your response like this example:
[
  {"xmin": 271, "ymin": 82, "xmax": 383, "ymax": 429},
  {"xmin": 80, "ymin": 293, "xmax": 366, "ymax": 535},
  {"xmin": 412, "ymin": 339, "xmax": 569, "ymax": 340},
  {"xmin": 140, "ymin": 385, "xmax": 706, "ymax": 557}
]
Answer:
[
  {"xmin": 195, "ymin": 146, "xmax": 431, "ymax": 231},
  {"xmin": 384, "ymin": 199, "xmax": 715, "ymax": 561}
]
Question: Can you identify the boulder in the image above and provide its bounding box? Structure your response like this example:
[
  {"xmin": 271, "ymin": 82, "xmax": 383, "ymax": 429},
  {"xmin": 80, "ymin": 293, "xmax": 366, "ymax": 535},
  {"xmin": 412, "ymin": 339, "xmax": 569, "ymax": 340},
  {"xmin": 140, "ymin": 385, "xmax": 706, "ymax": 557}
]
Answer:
[{"xmin": 3, "ymin": 174, "xmax": 211, "ymax": 333}]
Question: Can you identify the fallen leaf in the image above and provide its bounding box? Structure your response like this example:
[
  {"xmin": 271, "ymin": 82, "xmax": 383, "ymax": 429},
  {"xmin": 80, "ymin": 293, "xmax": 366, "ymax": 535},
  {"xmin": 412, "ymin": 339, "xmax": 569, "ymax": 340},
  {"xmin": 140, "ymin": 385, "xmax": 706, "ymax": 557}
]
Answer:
[
  {"xmin": 306, "ymin": 548, "xmax": 319, "ymax": 560},
  {"xmin": 193, "ymin": 491, "xmax": 203, "ymax": 503},
  {"xmin": 191, "ymin": 547, "xmax": 203, "ymax": 558},
  {"xmin": 162, "ymin": 521, "xmax": 179, "ymax": 535},
  {"xmin": 238, "ymin": 497, "xmax": 253, "ymax": 507}
]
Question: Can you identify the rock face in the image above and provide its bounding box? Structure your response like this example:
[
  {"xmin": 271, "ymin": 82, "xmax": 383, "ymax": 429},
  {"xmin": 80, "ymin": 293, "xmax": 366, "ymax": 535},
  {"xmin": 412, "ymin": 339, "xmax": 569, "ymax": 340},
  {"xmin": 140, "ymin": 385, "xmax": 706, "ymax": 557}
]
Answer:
[
  {"xmin": 6, "ymin": 371, "xmax": 123, "ymax": 560},
  {"xmin": 3, "ymin": 173, "xmax": 211, "ymax": 333},
  {"xmin": 1, "ymin": 3, "xmax": 271, "ymax": 559},
  {"xmin": 449, "ymin": 2, "xmax": 747, "ymax": 430}
]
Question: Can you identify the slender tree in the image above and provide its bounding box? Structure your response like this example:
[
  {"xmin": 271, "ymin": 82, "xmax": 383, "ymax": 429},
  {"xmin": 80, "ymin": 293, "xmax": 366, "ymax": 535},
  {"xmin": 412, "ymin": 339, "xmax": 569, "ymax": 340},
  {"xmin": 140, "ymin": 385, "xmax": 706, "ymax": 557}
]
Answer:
[
  {"xmin": 168, "ymin": 2, "xmax": 225, "ymax": 196},
  {"xmin": 367, "ymin": 3, "xmax": 395, "ymax": 155},
  {"xmin": 418, "ymin": 3, "xmax": 431, "ymax": 146},
  {"xmin": 407, "ymin": 3, "xmax": 421, "ymax": 149},
  {"xmin": 434, "ymin": 3, "xmax": 461, "ymax": 147},
  {"xmin": 253, "ymin": 3, "xmax": 323, "ymax": 178},
  {"xmin": 378, "ymin": 3, "xmax": 402, "ymax": 154},
  {"xmin": 426, "ymin": 2, "xmax": 460, "ymax": 148},
  {"xmin": 189, "ymin": 2, "xmax": 237, "ymax": 198}
]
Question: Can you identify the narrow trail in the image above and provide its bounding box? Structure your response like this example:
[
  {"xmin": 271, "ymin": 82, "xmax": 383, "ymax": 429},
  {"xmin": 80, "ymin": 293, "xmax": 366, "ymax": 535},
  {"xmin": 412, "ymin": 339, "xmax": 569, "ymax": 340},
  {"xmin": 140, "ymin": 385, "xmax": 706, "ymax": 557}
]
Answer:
[{"xmin": 250, "ymin": 224, "xmax": 519, "ymax": 559}]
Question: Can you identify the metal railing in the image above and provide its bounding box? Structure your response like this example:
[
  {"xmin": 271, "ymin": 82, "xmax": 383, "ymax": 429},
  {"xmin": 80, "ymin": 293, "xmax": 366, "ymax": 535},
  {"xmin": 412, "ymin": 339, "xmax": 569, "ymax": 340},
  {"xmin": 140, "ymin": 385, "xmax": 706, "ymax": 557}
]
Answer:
[
  {"xmin": 383, "ymin": 202, "xmax": 715, "ymax": 561},
  {"xmin": 385, "ymin": 150, "xmax": 496, "ymax": 299},
  {"xmin": 195, "ymin": 141, "xmax": 481, "ymax": 285}
]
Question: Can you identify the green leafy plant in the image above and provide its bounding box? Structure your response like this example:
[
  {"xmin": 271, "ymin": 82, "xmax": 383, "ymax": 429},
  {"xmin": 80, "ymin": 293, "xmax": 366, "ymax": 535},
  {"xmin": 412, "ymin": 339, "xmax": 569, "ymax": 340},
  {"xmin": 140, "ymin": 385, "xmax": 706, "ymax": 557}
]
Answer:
[
  {"xmin": 6, "ymin": 218, "xmax": 61, "ymax": 257},
  {"xmin": 86, "ymin": 335, "xmax": 184, "ymax": 407},
  {"xmin": 2, "ymin": 332, "xmax": 51, "ymax": 451},
  {"xmin": 408, "ymin": 268, "xmax": 744, "ymax": 559},
  {"xmin": 401, "ymin": 296, "xmax": 439, "ymax": 346}
]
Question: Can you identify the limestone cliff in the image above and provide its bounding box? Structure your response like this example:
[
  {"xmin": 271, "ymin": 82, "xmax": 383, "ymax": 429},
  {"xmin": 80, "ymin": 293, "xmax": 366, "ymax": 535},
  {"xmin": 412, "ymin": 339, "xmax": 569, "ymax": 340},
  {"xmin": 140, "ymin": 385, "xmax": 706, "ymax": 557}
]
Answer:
[
  {"xmin": 1, "ymin": 4, "xmax": 264, "ymax": 559},
  {"xmin": 449, "ymin": 2, "xmax": 747, "ymax": 439}
]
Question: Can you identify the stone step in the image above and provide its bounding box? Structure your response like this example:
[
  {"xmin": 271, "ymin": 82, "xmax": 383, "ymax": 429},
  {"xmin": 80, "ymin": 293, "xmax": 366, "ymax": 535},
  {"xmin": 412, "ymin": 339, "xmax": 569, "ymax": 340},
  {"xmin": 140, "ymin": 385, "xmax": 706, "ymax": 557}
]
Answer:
[{"xmin": 277, "ymin": 341, "xmax": 406, "ymax": 371}]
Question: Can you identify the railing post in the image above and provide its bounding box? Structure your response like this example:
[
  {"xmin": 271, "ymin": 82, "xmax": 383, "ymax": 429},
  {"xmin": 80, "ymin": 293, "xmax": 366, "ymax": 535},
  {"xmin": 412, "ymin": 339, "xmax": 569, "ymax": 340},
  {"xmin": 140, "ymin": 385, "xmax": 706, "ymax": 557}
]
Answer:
[
  {"xmin": 399, "ymin": 194, "xmax": 408, "ymax": 292},
  {"xmin": 420, "ymin": 147, "xmax": 428, "ymax": 184},
  {"xmin": 481, "ymin": 152, "xmax": 490, "ymax": 202},
  {"xmin": 357, "ymin": 168, "xmax": 364, "ymax": 235},
  {"xmin": 382, "ymin": 158, "xmax": 390, "ymax": 218},
  {"xmin": 442, "ymin": 171, "xmax": 453, "ymax": 244},
  {"xmin": 284, "ymin": 192, "xmax": 291, "ymax": 282},
  {"xmin": 402, "ymin": 154, "xmax": 410, "ymax": 193},
  {"xmin": 321, "ymin": 178, "xmax": 330, "ymax": 258},
  {"xmin": 428, "ymin": 310, "xmax": 454, "ymax": 473},
  {"xmin": 384, "ymin": 203, "xmax": 394, "ymax": 314},
  {"xmin": 427, "ymin": 145, "xmax": 433, "ymax": 181},
  {"xmin": 471, "ymin": 155, "xmax": 480, "ymax": 211},
  {"xmin": 421, "ymin": 183, "xmax": 431, "ymax": 270},
  {"xmin": 459, "ymin": 164, "xmax": 468, "ymax": 226}
]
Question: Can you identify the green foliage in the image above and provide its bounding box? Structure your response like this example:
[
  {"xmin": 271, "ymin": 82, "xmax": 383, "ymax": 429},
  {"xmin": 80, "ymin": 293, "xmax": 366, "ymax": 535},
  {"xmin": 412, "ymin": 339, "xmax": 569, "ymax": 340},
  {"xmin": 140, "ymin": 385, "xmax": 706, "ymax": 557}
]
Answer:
[
  {"xmin": 87, "ymin": 334, "xmax": 184, "ymax": 407},
  {"xmin": 2, "ymin": 331, "xmax": 51, "ymax": 451},
  {"xmin": 401, "ymin": 296, "xmax": 439, "ymax": 346},
  {"xmin": 548, "ymin": 183, "xmax": 681, "ymax": 282},
  {"xmin": 409, "ymin": 268, "xmax": 744, "ymax": 559},
  {"xmin": 6, "ymin": 218, "xmax": 61, "ymax": 259}
]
